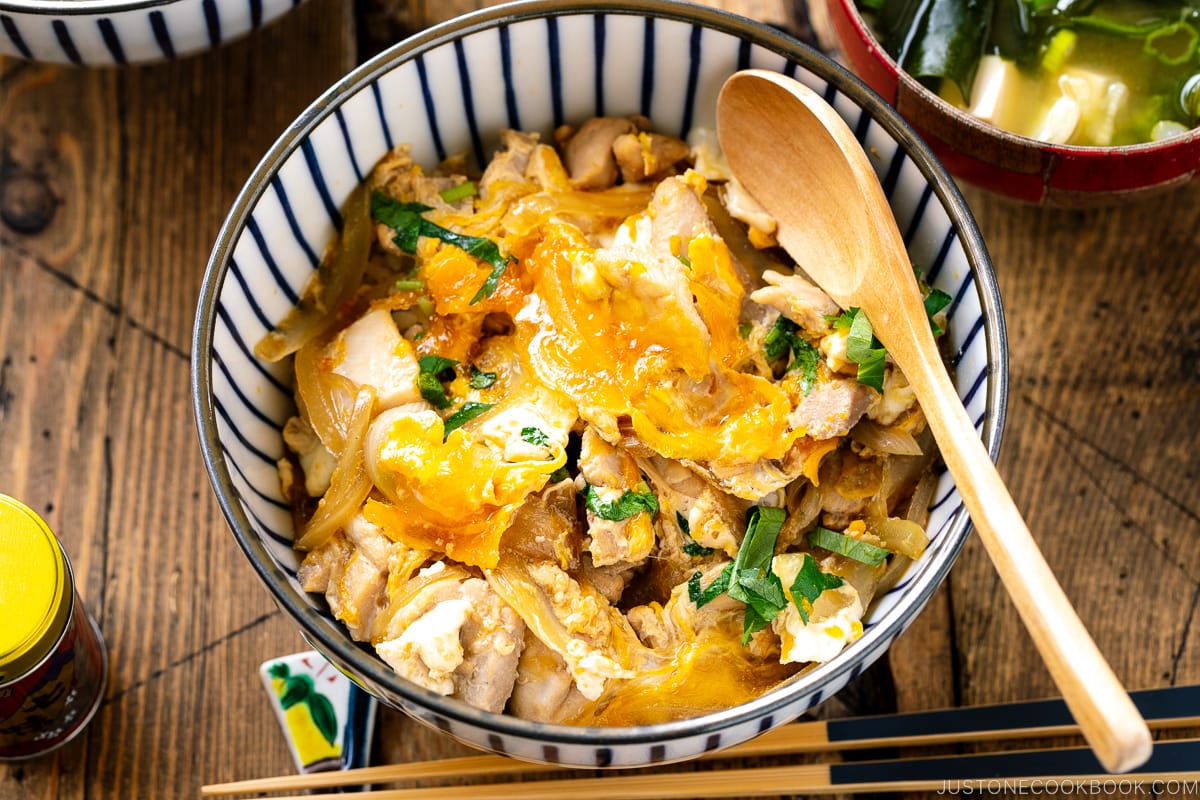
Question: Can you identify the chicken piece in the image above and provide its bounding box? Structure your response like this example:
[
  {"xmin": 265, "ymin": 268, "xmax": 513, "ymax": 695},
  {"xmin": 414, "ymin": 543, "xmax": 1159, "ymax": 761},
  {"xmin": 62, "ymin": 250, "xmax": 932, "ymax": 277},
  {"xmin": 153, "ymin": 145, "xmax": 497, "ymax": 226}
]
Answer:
[
  {"xmin": 298, "ymin": 514, "xmax": 395, "ymax": 641},
  {"xmin": 376, "ymin": 564, "xmax": 526, "ymax": 713},
  {"xmin": 612, "ymin": 130, "xmax": 690, "ymax": 184},
  {"xmin": 508, "ymin": 632, "xmax": 590, "ymax": 723},
  {"xmin": 626, "ymin": 561, "xmax": 767, "ymax": 655},
  {"xmin": 502, "ymin": 480, "xmax": 582, "ymax": 571},
  {"xmin": 751, "ymin": 269, "xmax": 840, "ymax": 339},
  {"xmin": 575, "ymin": 553, "xmax": 640, "ymax": 605},
  {"xmin": 789, "ymin": 375, "xmax": 875, "ymax": 441},
  {"xmin": 560, "ymin": 116, "xmax": 637, "ymax": 189},
  {"xmin": 281, "ymin": 415, "xmax": 335, "ymax": 496},
  {"xmin": 478, "ymin": 129, "xmax": 540, "ymax": 202},
  {"xmin": 578, "ymin": 426, "xmax": 656, "ymax": 567},
  {"xmin": 326, "ymin": 308, "xmax": 421, "ymax": 411}
]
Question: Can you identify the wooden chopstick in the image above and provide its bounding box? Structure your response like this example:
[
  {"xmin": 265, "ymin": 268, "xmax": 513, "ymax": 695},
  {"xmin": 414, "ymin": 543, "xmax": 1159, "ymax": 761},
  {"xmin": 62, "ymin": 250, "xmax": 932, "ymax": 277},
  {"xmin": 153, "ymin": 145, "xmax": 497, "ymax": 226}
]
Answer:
[
  {"xmin": 202, "ymin": 685, "xmax": 1200, "ymax": 797},
  {"xmin": 208, "ymin": 741, "xmax": 1200, "ymax": 799}
]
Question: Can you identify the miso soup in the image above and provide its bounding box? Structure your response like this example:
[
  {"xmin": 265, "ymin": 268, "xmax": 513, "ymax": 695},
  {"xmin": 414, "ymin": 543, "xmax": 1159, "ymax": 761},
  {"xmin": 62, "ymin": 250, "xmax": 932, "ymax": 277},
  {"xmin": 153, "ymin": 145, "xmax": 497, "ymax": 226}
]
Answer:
[{"xmin": 860, "ymin": 0, "xmax": 1200, "ymax": 146}]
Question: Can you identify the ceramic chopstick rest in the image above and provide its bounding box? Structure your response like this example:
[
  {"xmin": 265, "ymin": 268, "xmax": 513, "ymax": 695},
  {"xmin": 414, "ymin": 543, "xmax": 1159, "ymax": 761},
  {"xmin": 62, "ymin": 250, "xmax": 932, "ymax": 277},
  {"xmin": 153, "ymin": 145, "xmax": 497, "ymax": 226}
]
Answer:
[{"xmin": 260, "ymin": 651, "xmax": 377, "ymax": 773}]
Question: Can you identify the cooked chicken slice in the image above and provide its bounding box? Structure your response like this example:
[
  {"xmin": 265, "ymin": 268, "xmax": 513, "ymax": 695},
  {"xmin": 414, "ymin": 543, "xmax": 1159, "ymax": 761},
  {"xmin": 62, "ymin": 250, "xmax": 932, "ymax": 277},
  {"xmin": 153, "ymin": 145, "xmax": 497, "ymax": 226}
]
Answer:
[
  {"xmin": 751, "ymin": 269, "xmax": 839, "ymax": 339},
  {"xmin": 508, "ymin": 632, "xmax": 589, "ymax": 722},
  {"xmin": 298, "ymin": 514, "xmax": 395, "ymax": 641},
  {"xmin": 560, "ymin": 116, "xmax": 636, "ymax": 189},
  {"xmin": 612, "ymin": 130, "xmax": 690, "ymax": 184},
  {"xmin": 503, "ymin": 479, "xmax": 582, "ymax": 571},
  {"xmin": 578, "ymin": 426, "xmax": 656, "ymax": 567},
  {"xmin": 375, "ymin": 563, "xmax": 526, "ymax": 713},
  {"xmin": 639, "ymin": 456, "xmax": 743, "ymax": 556},
  {"xmin": 326, "ymin": 308, "xmax": 421, "ymax": 411},
  {"xmin": 789, "ymin": 375, "xmax": 875, "ymax": 441},
  {"xmin": 281, "ymin": 415, "xmax": 335, "ymax": 496},
  {"xmin": 478, "ymin": 129, "xmax": 540, "ymax": 202}
]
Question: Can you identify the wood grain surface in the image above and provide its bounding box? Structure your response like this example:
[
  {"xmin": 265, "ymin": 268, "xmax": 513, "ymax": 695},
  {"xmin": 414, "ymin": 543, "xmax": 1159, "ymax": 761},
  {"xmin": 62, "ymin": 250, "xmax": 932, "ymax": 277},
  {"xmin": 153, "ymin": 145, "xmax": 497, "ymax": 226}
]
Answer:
[{"xmin": 1, "ymin": 0, "xmax": 1196, "ymax": 798}]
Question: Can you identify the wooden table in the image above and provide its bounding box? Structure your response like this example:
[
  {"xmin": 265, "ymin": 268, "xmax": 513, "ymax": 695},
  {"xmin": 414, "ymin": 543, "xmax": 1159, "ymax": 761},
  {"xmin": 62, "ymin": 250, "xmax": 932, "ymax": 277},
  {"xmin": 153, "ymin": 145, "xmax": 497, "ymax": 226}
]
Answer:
[{"xmin": 1, "ymin": 1, "xmax": 1197, "ymax": 797}]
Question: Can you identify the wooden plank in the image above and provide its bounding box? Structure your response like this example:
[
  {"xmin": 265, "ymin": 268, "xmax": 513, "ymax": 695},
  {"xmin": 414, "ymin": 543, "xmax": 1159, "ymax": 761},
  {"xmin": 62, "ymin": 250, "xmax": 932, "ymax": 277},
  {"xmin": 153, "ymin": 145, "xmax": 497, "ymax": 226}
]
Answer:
[{"xmin": 0, "ymin": 0, "xmax": 353, "ymax": 795}]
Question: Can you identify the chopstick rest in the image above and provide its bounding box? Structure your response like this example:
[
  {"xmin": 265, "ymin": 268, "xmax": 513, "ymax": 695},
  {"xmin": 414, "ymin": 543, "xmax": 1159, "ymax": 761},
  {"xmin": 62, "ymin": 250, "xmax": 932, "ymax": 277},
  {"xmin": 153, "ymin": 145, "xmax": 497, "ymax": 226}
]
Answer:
[{"xmin": 260, "ymin": 651, "xmax": 378, "ymax": 774}]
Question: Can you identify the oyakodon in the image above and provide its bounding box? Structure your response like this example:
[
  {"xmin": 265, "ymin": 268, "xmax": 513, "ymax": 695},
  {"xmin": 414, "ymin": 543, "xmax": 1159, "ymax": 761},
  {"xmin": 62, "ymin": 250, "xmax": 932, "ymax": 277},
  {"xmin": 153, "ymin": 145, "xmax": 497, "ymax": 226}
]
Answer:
[{"xmin": 256, "ymin": 115, "xmax": 946, "ymax": 725}]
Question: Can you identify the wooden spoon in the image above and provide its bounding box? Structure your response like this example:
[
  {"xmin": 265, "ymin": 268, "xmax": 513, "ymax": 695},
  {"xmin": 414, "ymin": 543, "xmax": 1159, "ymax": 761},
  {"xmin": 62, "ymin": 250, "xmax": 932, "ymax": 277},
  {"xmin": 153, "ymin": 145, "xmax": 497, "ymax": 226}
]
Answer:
[{"xmin": 716, "ymin": 69, "xmax": 1152, "ymax": 775}]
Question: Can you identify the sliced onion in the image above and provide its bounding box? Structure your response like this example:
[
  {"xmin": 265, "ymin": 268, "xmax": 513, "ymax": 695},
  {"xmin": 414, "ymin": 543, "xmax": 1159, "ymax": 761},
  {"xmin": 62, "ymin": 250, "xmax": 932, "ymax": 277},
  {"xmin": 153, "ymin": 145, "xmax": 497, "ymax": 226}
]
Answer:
[
  {"xmin": 851, "ymin": 419, "xmax": 924, "ymax": 456},
  {"xmin": 294, "ymin": 334, "xmax": 359, "ymax": 453},
  {"xmin": 255, "ymin": 182, "xmax": 372, "ymax": 362},
  {"xmin": 295, "ymin": 388, "xmax": 375, "ymax": 551},
  {"xmin": 874, "ymin": 517, "xmax": 929, "ymax": 560}
]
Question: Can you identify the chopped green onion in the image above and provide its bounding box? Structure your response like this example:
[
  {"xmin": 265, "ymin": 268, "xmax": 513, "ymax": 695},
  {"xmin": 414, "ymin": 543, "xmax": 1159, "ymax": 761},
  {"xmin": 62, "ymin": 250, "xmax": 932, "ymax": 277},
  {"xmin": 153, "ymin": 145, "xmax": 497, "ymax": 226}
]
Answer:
[
  {"xmin": 468, "ymin": 365, "xmax": 498, "ymax": 389},
  {"xmin": 807, "ymin": 526, "xmax": 890, "ymax": 567},
  {"xmin": 438, "ymin": 181, "xmax": 477, "ymax": 203},
  {"xmin": 417, "ymin": 355, "xmax": 458, "ymax": 410},
  {"xmin": 393, "ymin": 278, "xmax": 425, "ymax": 292}
]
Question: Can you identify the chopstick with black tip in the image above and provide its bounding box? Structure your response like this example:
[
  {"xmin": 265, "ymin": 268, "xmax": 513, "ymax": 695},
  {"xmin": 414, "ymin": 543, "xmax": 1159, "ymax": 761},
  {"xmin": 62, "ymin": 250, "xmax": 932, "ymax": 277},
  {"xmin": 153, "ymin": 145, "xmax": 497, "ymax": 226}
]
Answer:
[
  {"xmin": 199, "ymin": 684, "xmax": 1200, "ymax": 797},
  {"xmin": 210, "ymin": 740, "xmax": 1200, "ymax": 799}
]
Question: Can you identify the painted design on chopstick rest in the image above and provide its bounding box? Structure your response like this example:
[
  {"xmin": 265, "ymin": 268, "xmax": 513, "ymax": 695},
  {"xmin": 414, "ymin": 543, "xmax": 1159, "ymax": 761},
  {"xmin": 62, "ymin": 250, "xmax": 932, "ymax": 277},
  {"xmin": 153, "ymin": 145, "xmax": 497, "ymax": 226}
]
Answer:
[{"xmin": 260, "ymin": 651, "xmax": 377, "ymax": 773}]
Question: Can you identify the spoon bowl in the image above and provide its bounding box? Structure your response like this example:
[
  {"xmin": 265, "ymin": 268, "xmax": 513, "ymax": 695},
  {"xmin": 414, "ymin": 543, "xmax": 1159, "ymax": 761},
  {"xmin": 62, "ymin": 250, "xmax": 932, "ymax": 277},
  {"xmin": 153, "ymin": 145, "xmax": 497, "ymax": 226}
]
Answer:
[{"xmin": 717, "ymin": 69, "xmax": 1153, "ymax": 775}]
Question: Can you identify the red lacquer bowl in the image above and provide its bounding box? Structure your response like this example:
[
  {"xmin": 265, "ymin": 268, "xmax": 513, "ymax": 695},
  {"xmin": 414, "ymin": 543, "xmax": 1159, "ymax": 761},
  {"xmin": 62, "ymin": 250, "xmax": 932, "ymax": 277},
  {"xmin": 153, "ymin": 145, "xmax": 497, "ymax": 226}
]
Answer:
[{"xmin": 824, "ymin": 0, "xmax": 1200, "ymax": 206}]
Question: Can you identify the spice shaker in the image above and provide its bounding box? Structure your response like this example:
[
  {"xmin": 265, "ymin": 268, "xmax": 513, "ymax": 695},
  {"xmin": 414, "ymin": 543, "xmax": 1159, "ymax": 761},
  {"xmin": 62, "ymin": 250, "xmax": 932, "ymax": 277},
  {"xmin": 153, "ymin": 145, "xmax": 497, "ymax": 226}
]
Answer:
[{"xmin": 0, "ymin": 494, "xmax": 108, "ymax": 759}]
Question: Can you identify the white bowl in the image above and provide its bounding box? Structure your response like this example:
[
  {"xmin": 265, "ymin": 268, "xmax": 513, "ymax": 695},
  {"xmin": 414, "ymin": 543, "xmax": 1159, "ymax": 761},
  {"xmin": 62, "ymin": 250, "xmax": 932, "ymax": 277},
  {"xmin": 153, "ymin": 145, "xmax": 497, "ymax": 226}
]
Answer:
[
  {"xmin": 192, "ymin": 0, "xmax": 1007, "ymax": 768},
  {"xmin": 0, "ymin": 0, "xmax": 308, "ymax": 64}
]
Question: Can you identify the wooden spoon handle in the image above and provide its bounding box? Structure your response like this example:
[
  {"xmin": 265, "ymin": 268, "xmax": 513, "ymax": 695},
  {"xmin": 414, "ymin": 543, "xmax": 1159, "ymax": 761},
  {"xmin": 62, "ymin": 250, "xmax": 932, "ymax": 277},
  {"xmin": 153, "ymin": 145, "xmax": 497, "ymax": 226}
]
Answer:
[{"xmin": 906, "ymin": 343, "xmax": 1153, "ymax": 773}]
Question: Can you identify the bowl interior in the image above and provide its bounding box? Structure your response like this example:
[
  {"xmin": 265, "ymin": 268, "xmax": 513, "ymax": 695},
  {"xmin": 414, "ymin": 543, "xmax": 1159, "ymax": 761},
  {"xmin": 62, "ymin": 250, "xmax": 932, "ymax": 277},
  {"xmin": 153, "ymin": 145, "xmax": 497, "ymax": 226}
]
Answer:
[{"xmin": 193, "ymin": 0, "xmax": 1006, "ymax": 766}]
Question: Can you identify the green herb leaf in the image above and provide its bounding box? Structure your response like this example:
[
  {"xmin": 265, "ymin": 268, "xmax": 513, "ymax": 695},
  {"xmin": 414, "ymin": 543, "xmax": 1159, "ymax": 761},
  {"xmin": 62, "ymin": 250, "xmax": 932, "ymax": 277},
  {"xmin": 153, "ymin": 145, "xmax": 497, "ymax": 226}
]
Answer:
[
  {"xmin": 924, "ymin": 287, "xmax": 953, "ymax": 336},
  {"xmin": 584, "ymin": 482, "xmax": 660, "ymax": 521},
  {"xmin": 786, "ymin": 337, "xmax": 822, "ymax": 395},
  {"xmin": 438, "ymin": 180, "xmax": 477, "ymax": 203},
  {"xmin": 763, "ymin": 315, "xmax": 822, "ymax": 395},
  {"xmin": 417, "ymin": 355, "xmax": 458, "ymax": 410},
  {"xmin": 419, "ymin": 355, "xmax": 458, "ymax": 375},
  {"xmin": 371, "ymin": 192, "xmax": 513, "ymax": 304},
  {"xmin": 468, "ymin": 366, "xmax": 498, "ymax": 389},
  {"xmin": 520, "ymin": 426, "xmax": 550, "ymax": 447},
  {"xmin": 688, "ymin": 564, "xmax": 732, "ymax": 607},
  {"xmin": 763, "ymin": 315, "xmax": 800, "ymax": 362},
  {"xmin": 727, "ymin": 506, "xmax": 789, "ymax": 644},
  {"xmin": 789, "ymin": 554, "xmax": 845, "ymax": 624},
  {"xmin": 677, "ymin": 511, "xmax": 715, "ymax": 556},
  {"xmin": 548, "ymin": 466, "xmax": 570, "ymax": 483},
  {"xmin": 807, "ymin": 526, "xmax": 890, "ymax": 567},
  {"xmin": 678, "ymin": 254, "xmax": 693, "ymax": 270},
  {"xmin": 843, "ymin": 307, "xmax": 888, "ymax": 392},
  {"xmin": 442, "ymin": 401, "xmax": 493, "ymax": 441},
  {"xmin": 737, "ymin": 321, "xmax": 753, "ymax": 339}
]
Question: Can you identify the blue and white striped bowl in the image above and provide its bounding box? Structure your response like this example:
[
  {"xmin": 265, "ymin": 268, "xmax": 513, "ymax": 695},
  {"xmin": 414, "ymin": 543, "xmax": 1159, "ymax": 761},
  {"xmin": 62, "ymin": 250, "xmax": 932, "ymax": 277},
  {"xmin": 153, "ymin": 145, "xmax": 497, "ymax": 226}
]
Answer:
[
  {"xmin": 0, "ymin": 0, "xmax": 306, "ymax": 65},
  {"xmin": 192, "ymin": 0, "xmax": 1007, "ymax": 768}
]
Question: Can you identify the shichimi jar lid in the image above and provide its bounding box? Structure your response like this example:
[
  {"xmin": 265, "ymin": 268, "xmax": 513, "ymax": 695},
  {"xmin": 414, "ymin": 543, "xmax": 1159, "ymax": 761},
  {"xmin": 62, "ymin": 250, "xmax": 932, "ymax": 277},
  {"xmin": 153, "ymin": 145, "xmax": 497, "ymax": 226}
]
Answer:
[{"xmin": 0, "ymin": 494, "xmax": 73, "ymax": 684}]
